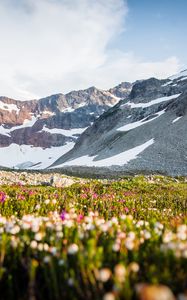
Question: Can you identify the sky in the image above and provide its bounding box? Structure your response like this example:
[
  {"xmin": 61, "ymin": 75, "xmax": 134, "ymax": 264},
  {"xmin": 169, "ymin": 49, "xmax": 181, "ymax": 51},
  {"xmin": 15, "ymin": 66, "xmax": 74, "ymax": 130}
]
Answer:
[{"xmin": 0, "ymin": 0, "xmax": 186, "ymax": 100}]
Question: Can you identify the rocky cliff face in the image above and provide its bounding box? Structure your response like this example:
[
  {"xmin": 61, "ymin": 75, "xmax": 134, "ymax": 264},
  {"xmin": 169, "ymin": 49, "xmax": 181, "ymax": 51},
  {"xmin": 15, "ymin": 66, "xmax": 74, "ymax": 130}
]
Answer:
[
  {"xmin": 0, "ymin": 83, "xmax": 131, "ymax": 169},
  {"xmin": 51, "ymin": 70, "xmax": 187, "ymax": 176}
]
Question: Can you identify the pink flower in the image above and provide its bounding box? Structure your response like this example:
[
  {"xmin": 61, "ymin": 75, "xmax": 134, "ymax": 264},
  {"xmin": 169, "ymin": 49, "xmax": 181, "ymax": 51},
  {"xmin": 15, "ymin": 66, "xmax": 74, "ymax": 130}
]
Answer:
[
  {"xmin": 18, "ymin": 194, "xmax": 25, "ymax": 201},
  {"xmin": 0, "ymin": 192, "xmax": 6, "ymax": 203},
  {"xmin": 29, "ymin": 190, "xmax": 35, "ymax": 196},
  {"xmin": 80, "ymin": 193, "xmax": 87, "ymax": 199},
  {"xmin": 124, "ymin": 207, "xmax": 129, "ymax": 213},
  {"xmin": 77, "ymin": 214, "xmax": 84, "ymax": 222},
  {"xmin": 92, "ymin": 193, "xmax": 98, "ymax": 199}
]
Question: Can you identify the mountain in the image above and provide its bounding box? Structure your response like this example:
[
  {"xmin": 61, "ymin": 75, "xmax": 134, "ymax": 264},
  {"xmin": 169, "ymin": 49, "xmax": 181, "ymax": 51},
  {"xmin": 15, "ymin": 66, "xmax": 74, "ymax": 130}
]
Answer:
[
  {"xmin": 0, "ymin": 83, "xmax": 131, "ymax": 169},
  {"xmin": 51, "ymin": 70, "xmax": 187, "ymax": 177}
]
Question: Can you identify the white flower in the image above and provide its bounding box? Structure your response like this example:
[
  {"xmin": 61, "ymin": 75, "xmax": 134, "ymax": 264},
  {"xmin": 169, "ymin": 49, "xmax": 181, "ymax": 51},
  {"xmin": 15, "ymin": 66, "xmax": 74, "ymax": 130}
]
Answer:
[
  {"xmin": 128, "ymin": 262, "xmax": 139, "ymax": 273},
  {"xmin": 10, "ymin": 225, "xmax": 20, "ymax": 235},
  {"xmin": 35, "ymin": 232, "xmax": 43, "ymax": 241},
  {"xmin": 163, "ymin": 231, "xmax": 173, "ymax": 243},
  {"xmin": 50, "ymin": 247, "xmax": 57, "ymax": 255},
  {"xmin": 30, "ymin": 240, "xmax": 38, "ymax": 249},
  {"xmin": 98, "ymin": 268, "xmax": 111, "ymax": 282},
  {"xmin": 144, "ymin": 230, "xmax": 151, "ymax": 239},
  {"xmin": 44, "ymin": 199, "xmax": 50, "ymax": 205},
  {"xmin": 67, "ymin": 244, "xmax": 79, "ymax": 255},
  {"xmin": 125, "ymin": 239, "xmax": 134, "ymax": 250},
  {"xmin": 103, "ymin": 292, "xmax": 115, "ymax": 300},
  {"xmin": 43, "ymin": 256, "xmax": 51, "ymax": 263},
  {"xmin": 155, "ymin": 222, "xmax": 164, "ymax": 230},
  {"xmin": 120, "ymin": 214, "xmax": 126, "ymax": 220},
  {"xmin": 58, "ymin": 259, "xmax": 65, "ymax": 266},
  {"xmin": 43, "ymin": 243, "xmax": 49, "ymax": 251},
  {"xmin": 128, "ymin": 231, "xmax": 136, "ymax": 240},
  {"xmin": 67, "ymin": 278, "xmax": 74, "ymax": 286},
  {"xmin": 100, "ymin": 224, "xmax": 109, "ymax": 232},
  {"xmin": 114, "ymin": 264, "xmax": 126, "ymax": 281},
  {"xmin": 112, "ymin": 243, "xmax": 120, "ymax": 252},
  {"xmin": 38, "ymin": 243, "xmax": 44, "ymax": 251}
]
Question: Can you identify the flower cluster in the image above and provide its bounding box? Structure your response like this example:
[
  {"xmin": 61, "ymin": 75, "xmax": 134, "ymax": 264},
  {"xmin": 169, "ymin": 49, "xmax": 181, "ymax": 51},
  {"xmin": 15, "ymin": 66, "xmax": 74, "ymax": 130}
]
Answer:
[{"xmin": 0, "ymin": 175, "xmax": 186, "ymax": 300}]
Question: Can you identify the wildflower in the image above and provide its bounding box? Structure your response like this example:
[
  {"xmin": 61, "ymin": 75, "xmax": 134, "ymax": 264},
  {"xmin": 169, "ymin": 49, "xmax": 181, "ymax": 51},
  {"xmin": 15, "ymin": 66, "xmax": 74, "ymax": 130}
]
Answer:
[
  {"xmin": 67, "ymin": 278, "xmax": 74, "ymax": 286},
  {"xmin": 0, "ymin": 191, "xmax": 6, "ymax": 203},
  {"xmin": 43, "ymin": 256, "xmax": 51, "ymax": 264},
  {"xmin": 80, "ymin": 193, "xmax": 87, "ymax": 199},
  {"xmin": 60, "ymin": 210, "xmax": 66, "ymax": 221},
  {"xmin": 18, "ymin": 194, "xmax": 25, "ymax": 201},
  {"xmin": 38, "ymin": 243, "xmax": 44, "ymax": 251},
  {"xmin": 77, "ymin": 214, "xmax": 84, "ymax": 222},
  {"xmin": 35, "ymin": 232, "xmax": 43, "ymax": 241},
  {"xmin": 43, "ymin": 243, "xmax": 49, "ymax": 251},
  {"xmin": 50, "ymin": 247, "xmax": 57, "ymax": 255},
  {"xmin": 114, "ymin": 264, "xmax": 126, "ymax": 282},
  {"xmin": 128, "ymin": 262, "xmax": 140, "ymax": 273},
  {"xmin": 92, "ymin": 193, "xmax": 98, "ymax": 199},
  {"xmin": 98, "ymin": 268, "xmax": 111, "ymax": 282},
  {"xmin": 44, "ymin": 199, "xmax": 50, "ymax": 205},
  {"xmin": 125, "ymin": 239, "xmax": 134, "ymax": 250},
  {"xmin": 11, "ymin": 236, "xmax": 19, "ymax": 248},
  {"xmin": 30, "ymin": 240, "xmax": 38, "ymax": 249},
  {"xmin": 103, "ymin": 292, "xmax": 115, "ymax": 300},
  {"xmin": 143, "ymin": 230, "xmax": 151, "ymax": 239},
  {"xmin": 138, "ymin": 284, "xmax": 175, "ymax": 300},
  {"xmin": 67, "ymin": 244, "xmax": 79, "ymax": 255},
  {"xmin": 112, "ymin": 243, "xmax": 120, "ymax": 252},
  {"xmin": 163, "ymin": 231, "xmax": 173, "ymax": 243},
  {"xmin": 10, "ymin": 225, "xmax": 20, "ymax": 235},
  {"xmin": 58, "ymin": 259, "xmax": 65, "ymax": 266}
]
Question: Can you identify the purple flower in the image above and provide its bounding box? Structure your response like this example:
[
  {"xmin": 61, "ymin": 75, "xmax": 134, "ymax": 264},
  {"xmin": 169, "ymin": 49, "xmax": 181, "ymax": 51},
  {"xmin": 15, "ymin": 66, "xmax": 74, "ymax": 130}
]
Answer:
[{"xmin": 60, "ymin": 210, "xmax": 66, "ymax": 221}]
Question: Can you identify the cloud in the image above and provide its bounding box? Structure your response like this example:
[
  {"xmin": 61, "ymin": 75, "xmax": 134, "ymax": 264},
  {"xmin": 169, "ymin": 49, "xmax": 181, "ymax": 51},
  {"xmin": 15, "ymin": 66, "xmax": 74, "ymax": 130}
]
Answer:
[{"xmin": 0, "ymin": 0, "xmax": 181, "ymax": 100}]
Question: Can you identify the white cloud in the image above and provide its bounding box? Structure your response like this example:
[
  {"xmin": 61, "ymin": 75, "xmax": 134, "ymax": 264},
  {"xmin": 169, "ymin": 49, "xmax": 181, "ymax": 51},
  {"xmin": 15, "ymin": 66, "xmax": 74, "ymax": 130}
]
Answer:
[{"xmin": 0, "ymin": 0, "xmax": 181, "ymax": 100}]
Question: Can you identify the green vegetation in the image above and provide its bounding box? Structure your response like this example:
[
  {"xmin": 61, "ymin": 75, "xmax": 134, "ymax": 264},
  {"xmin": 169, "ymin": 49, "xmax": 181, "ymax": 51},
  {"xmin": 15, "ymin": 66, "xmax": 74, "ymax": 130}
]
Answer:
[{"xmin": 0, "ymin": 175, "xmax": 186, "ymax": 299}]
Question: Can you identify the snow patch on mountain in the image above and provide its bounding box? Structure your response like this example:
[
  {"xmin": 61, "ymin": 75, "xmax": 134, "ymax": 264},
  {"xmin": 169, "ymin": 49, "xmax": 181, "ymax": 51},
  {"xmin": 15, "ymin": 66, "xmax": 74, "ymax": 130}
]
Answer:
[
  {"xmin": 41, "ymin": 125, "xmax": 88, "ymax": 137},
  {"xmin": 121, "ymin": 94, "xmax": 180, "ymax": 109},
  {"xmin": 172, "ymin": 116, "xmax": 182, "ymax": 123},
  {"xmin": 0, "ymin": 101, "xmax": 20, "ymax": 114},
  {"xmin": 117, "ymin": 109, "xmax": 165, "ymax": 132},
  {"xmin": 52, "ymin": 139, "xmax": 154, "ymax": 168},
  {"xmin": 0, "ymin": 142, "xmax": 74, "ymax": 169},
  {"xmin": 0, "ymin": 116, "xmax": 38, "ymax": 136}
]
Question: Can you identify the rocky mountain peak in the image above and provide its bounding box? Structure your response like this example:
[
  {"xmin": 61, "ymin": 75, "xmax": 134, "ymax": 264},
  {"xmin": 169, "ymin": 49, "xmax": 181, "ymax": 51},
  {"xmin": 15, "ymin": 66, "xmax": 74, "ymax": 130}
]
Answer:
[
  {"xmin": 0, "ymin": 82, "xmax": 130, "ymax": 169},
  {"xmin": 108, "ymin": 81, "xmax": 132, "ymax": 98},
  {"xmin": 51, "ymin": 71, "xmax": 187, "ymax": 177}
]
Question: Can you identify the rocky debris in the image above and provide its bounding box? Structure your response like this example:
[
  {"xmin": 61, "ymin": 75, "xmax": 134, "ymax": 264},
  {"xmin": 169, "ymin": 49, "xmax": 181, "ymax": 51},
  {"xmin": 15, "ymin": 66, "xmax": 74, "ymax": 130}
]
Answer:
[{"xmin": 0, "ymin": 171, "xmax": 85, "ymax": 187}]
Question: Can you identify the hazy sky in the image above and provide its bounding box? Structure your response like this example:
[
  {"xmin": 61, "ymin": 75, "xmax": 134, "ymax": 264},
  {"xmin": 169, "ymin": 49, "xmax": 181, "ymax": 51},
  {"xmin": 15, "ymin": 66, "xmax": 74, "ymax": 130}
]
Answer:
[{"xmin": 0, "ymin": 0, "xmax": 186, "ymax": 100}]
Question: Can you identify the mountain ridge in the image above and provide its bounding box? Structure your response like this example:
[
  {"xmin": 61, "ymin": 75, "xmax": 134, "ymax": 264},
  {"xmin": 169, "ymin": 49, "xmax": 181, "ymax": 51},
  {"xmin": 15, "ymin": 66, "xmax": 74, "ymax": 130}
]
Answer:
[
  {"xmin": 50, "ymin": 71, "xmax": 187, "ymax": 176},
  {"xmin": 0, "ymin": 82, "xmax": 132, "ymax": 169}
]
